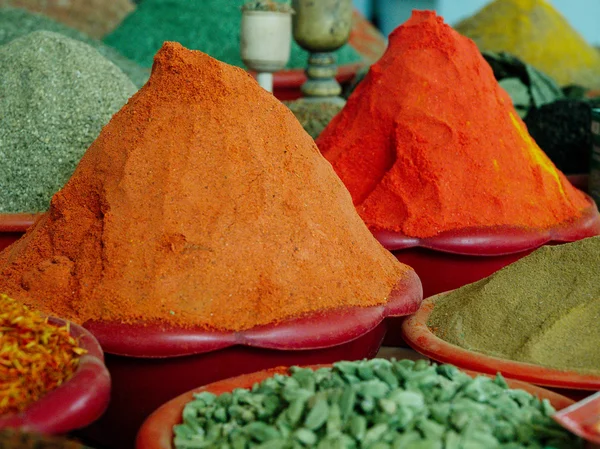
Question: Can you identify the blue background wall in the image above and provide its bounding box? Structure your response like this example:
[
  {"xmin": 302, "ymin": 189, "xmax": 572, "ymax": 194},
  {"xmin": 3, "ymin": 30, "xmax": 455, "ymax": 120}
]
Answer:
[{"xmin": 354, "ymin": 0, "xmax": 600, "ymax": 46}]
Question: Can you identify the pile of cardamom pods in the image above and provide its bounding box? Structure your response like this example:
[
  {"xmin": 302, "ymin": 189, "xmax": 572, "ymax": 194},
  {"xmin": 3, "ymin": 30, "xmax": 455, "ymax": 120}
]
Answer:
[{"xmin": 173, "ymin": 359, "xmax": 581, "ymax": 449}]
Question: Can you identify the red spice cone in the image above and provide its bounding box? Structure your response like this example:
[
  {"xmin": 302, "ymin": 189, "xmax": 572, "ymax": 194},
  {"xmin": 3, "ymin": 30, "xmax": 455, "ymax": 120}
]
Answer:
[
  {"xmin": 0, "ymin": 42, "xmax": 413, "ymax": 331},
  {"xmin": 317, "ymin": 10, "xmax": 590, "ymax": 238}
]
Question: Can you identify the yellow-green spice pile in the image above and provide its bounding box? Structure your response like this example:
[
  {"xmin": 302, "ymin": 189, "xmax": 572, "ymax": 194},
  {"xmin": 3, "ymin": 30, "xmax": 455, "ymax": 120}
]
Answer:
[
  {"xmin": 0, "ymin": 30, "xmax": 136, "ymax": 213},
  {"xmin": 0, "ymin": 7, "xmax": 149, "ymax": 87},
  {"xmin": 429, "ymin": 236, "xmax": 600, "ymax": 374},
  {"xmin": 456, "ymin": 0, "xmax": 600, "ymax": 89}
]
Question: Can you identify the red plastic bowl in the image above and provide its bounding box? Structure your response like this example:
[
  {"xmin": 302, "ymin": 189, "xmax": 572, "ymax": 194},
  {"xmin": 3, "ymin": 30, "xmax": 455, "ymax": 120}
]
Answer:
[
  {"xmin": 76, "ymin": 270, "xmax": 422, "ymax": 449},
  {"xmin": 376, "ymin": 195, "xmax": 600, "ymax": 346},
  {"xmin": 0, "ymin": 317, "xmax": 111, "ymax": 435},
  {"xmin": 136, "ymin": 363, "xmax": 578, "ymax": 449},
  {"xmin": 271, "ymin": 10, "xmax": 386, "ymax": 101},
  {"xmin": 0, "ymin": 213, "xmax": 38, "ymax": 252},
  {"xmin": 401, "ymin": 292, "xmax": 600, "ymax": 402}
]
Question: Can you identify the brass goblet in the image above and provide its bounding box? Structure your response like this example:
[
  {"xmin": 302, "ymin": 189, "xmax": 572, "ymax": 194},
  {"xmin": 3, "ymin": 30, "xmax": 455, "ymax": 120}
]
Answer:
[{"xmin": 292, "ymin": 0, "xmax": 353, "ymax": 103}]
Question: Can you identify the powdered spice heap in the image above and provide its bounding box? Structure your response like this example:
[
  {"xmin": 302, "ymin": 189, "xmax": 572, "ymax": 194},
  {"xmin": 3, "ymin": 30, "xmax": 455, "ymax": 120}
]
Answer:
[
  {"xmin": 0, "ymin": 31, "xmax": 137, "ymax": 213},
  {"xmin": 317, "ymin": 11, "xmax": 590, "ymax": 239},
  {"xmin": 0, "ymin": 0, "xmax": 134, "ymax": 38},
  {"xmin": 455, "ymin": 0, "xmax": 600, "ymax": 89},
  {"xmin": 428, "ymin": 237, "xmax": 600, "ymax": 374},
  {"xmin": 0, "ymin": 42, "xmax": 410, "ymax": 332}
]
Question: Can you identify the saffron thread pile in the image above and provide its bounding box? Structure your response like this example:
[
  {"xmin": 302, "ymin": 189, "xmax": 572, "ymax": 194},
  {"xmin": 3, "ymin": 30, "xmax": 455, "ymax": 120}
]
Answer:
[{"xmin": 0, "ymin": 294, "xmax": 86, "ymax": 415}]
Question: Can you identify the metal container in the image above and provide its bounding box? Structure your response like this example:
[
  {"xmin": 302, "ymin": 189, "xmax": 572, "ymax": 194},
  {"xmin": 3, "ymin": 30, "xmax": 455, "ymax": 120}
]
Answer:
[
  {"xmin": 292, "ymin": 0, "xmax": 353, "ymax": 99},
  {"xmin": 591, "ymin": 109, "xmax": 600, "ymax": 206},
  {"xmin": 292, "ymin": 0, "xmax": 353, "ymax": 52}
]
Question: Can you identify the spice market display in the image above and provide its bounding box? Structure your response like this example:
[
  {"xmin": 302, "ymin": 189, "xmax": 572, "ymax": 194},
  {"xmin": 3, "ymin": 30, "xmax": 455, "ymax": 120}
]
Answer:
[
  {"xmin": 428, "ymin": 236, "xmax": 600, "ymax": 374},
  {"xmin": 172, "ymin": 360, "xmax": 582, "ymax": 448},
  {"xmin": 0, "ymin": 294, "xmax": 86, "ymax": 416},
  {"xmin": 0, "ymin": 30, "xmax": 137, "ymax": 214},
  {"xmin": 341, "ymin": 35, "xmax": 600, "ymax": 177},
  {"xmin": 0, "ymin": 7, "xmax": 150, "ymax": 87},
  {"xmin": 482, "ymin": 52, "xmax": 600, "ymax": 176},
  {"xmin": 317, "ymin": 10, "xmax": 591, "ymax": 238},
  {"xmin": 0, "ymin": 42, "xmax": 414, "ymax": 331},
  {"xmin": 0, "ymin": 0, "xmax": 134, "ymax": 38},
  {"xmin": 103, "ymin": 0, "xmax": 363, "ymax": 70},
  {"xmin": 0, "ymin": 1, "xmax": 599, "ymax": 447},
  {"xmin": 455, "ymin": 0, "xmax": 600, "ymax": 89}
]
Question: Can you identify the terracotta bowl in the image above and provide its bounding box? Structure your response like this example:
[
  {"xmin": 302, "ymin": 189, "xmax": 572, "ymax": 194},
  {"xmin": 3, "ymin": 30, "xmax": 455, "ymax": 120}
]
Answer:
[
  {"xmin": 135, "ymin": 363, "xmax": 580, "ymax": 449},
  {"xmin": 75, "ymin": 270, "xmax": 422, "ymax": 449},
  {"xmin": 0, "ymin": 317, "xmax": 111, "ymax": 435},
  {"xmin": 0, "ymin": 213, "xmax": 39, "ymax": 252},
  {"xmin": 375, "ymin": 194, "xmax": 600, "ymax": 346},
  {"xmin": 271, "ymin": 10, "xmax": 386, "ymax": 101},
  {"xmin": 401, "ymin": 292, "xmax": 600, "ymax": 402}
]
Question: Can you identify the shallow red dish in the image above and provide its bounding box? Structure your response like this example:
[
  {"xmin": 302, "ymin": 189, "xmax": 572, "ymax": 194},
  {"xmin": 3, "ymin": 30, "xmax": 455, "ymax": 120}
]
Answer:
[
  {"xmin": 401, "ymin": 292, "xmax": 600, "ymax": 399},
  {"xmin": 554, "ymin": 391, "xmax": 600, "ymax": 445},
  {"xmin": 376, "ymin": 194, "xmax": 600, "ymax": 345},
  {"xmin": 136, "ymin": 363, "xmax": 578, "ymax": 449},
  {"xmin": 76, "ymin": 270, "xmax": 422, "ymax": 449},
  {"xmin": 375, "ymin": 195, "xmax": 599, "ymax": 256},
  {"xmin": 271, "ymin": 10, "xmax": 385, "ymax": 101},
  {"xmin": 0, "ymin": 213, "xmax": 39, "ymax": 252},
  {"xmin": 0, "ymin": 317, "xmax": 111, "ymax": 435}
]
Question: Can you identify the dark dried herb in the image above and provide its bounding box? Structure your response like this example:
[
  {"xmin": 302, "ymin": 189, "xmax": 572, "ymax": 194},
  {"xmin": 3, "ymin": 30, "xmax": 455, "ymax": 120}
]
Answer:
[{"xmin": 525, "ymin": 100, "xmax": 592, "ymax": 174}]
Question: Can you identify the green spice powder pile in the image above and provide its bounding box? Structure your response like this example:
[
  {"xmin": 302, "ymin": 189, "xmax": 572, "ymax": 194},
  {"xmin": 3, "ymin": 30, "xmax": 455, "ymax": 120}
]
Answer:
[
  {"xmin": 0, "ymin": 31, "xmax": 136, "ymax": 213},
  {"xmin": 284, "ymin": 100, "xmax": 343, "ymax": 140},
  {"xmin": 174, "ymin": 359, "xmax": 581, "ymax": 448},
  {"xmin": 103, "ymin": 0, "xmax": 362, "ymax": 69},
  {"xmin": 0, "ymin": 7, "xmax": 149, "ymax": 87},
  {"xmin": 429, "ymin": 236, "xmax": 600, "ymax": 374}
]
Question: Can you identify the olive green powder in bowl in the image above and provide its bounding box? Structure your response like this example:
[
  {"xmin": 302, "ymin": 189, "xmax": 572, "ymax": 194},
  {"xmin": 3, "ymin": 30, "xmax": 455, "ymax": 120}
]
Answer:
[
  {"xmin": 174, "ymin": 359, "xmax": 582, "ymax": 448},
  {"xmin": 428, "ymin": 236, "xmax": 600, "ymax": 375},
  {"xmin": 0, "ymin": 31, "xmax": 137, "ymax": 213},
  {"xmin": 0, "ymin": 7, "xmax": 149, "ymax": 87}
]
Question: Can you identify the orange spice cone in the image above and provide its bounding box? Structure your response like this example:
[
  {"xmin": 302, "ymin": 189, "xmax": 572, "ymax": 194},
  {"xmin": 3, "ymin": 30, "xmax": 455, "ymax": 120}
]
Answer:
[
  {"xmin": 317, "ymin": 10, "xmax": 591, "ymax": 239},
  {"xmin": 0, "ymin": 42, "xmax": 416, "ymax": 331}
]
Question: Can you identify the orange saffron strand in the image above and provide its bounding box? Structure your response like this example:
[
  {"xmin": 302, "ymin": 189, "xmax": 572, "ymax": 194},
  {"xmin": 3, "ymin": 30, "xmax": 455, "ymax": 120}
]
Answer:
[{"xmin": 0, "ymin": 294, "xmax": 86, "ymax": 415}]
